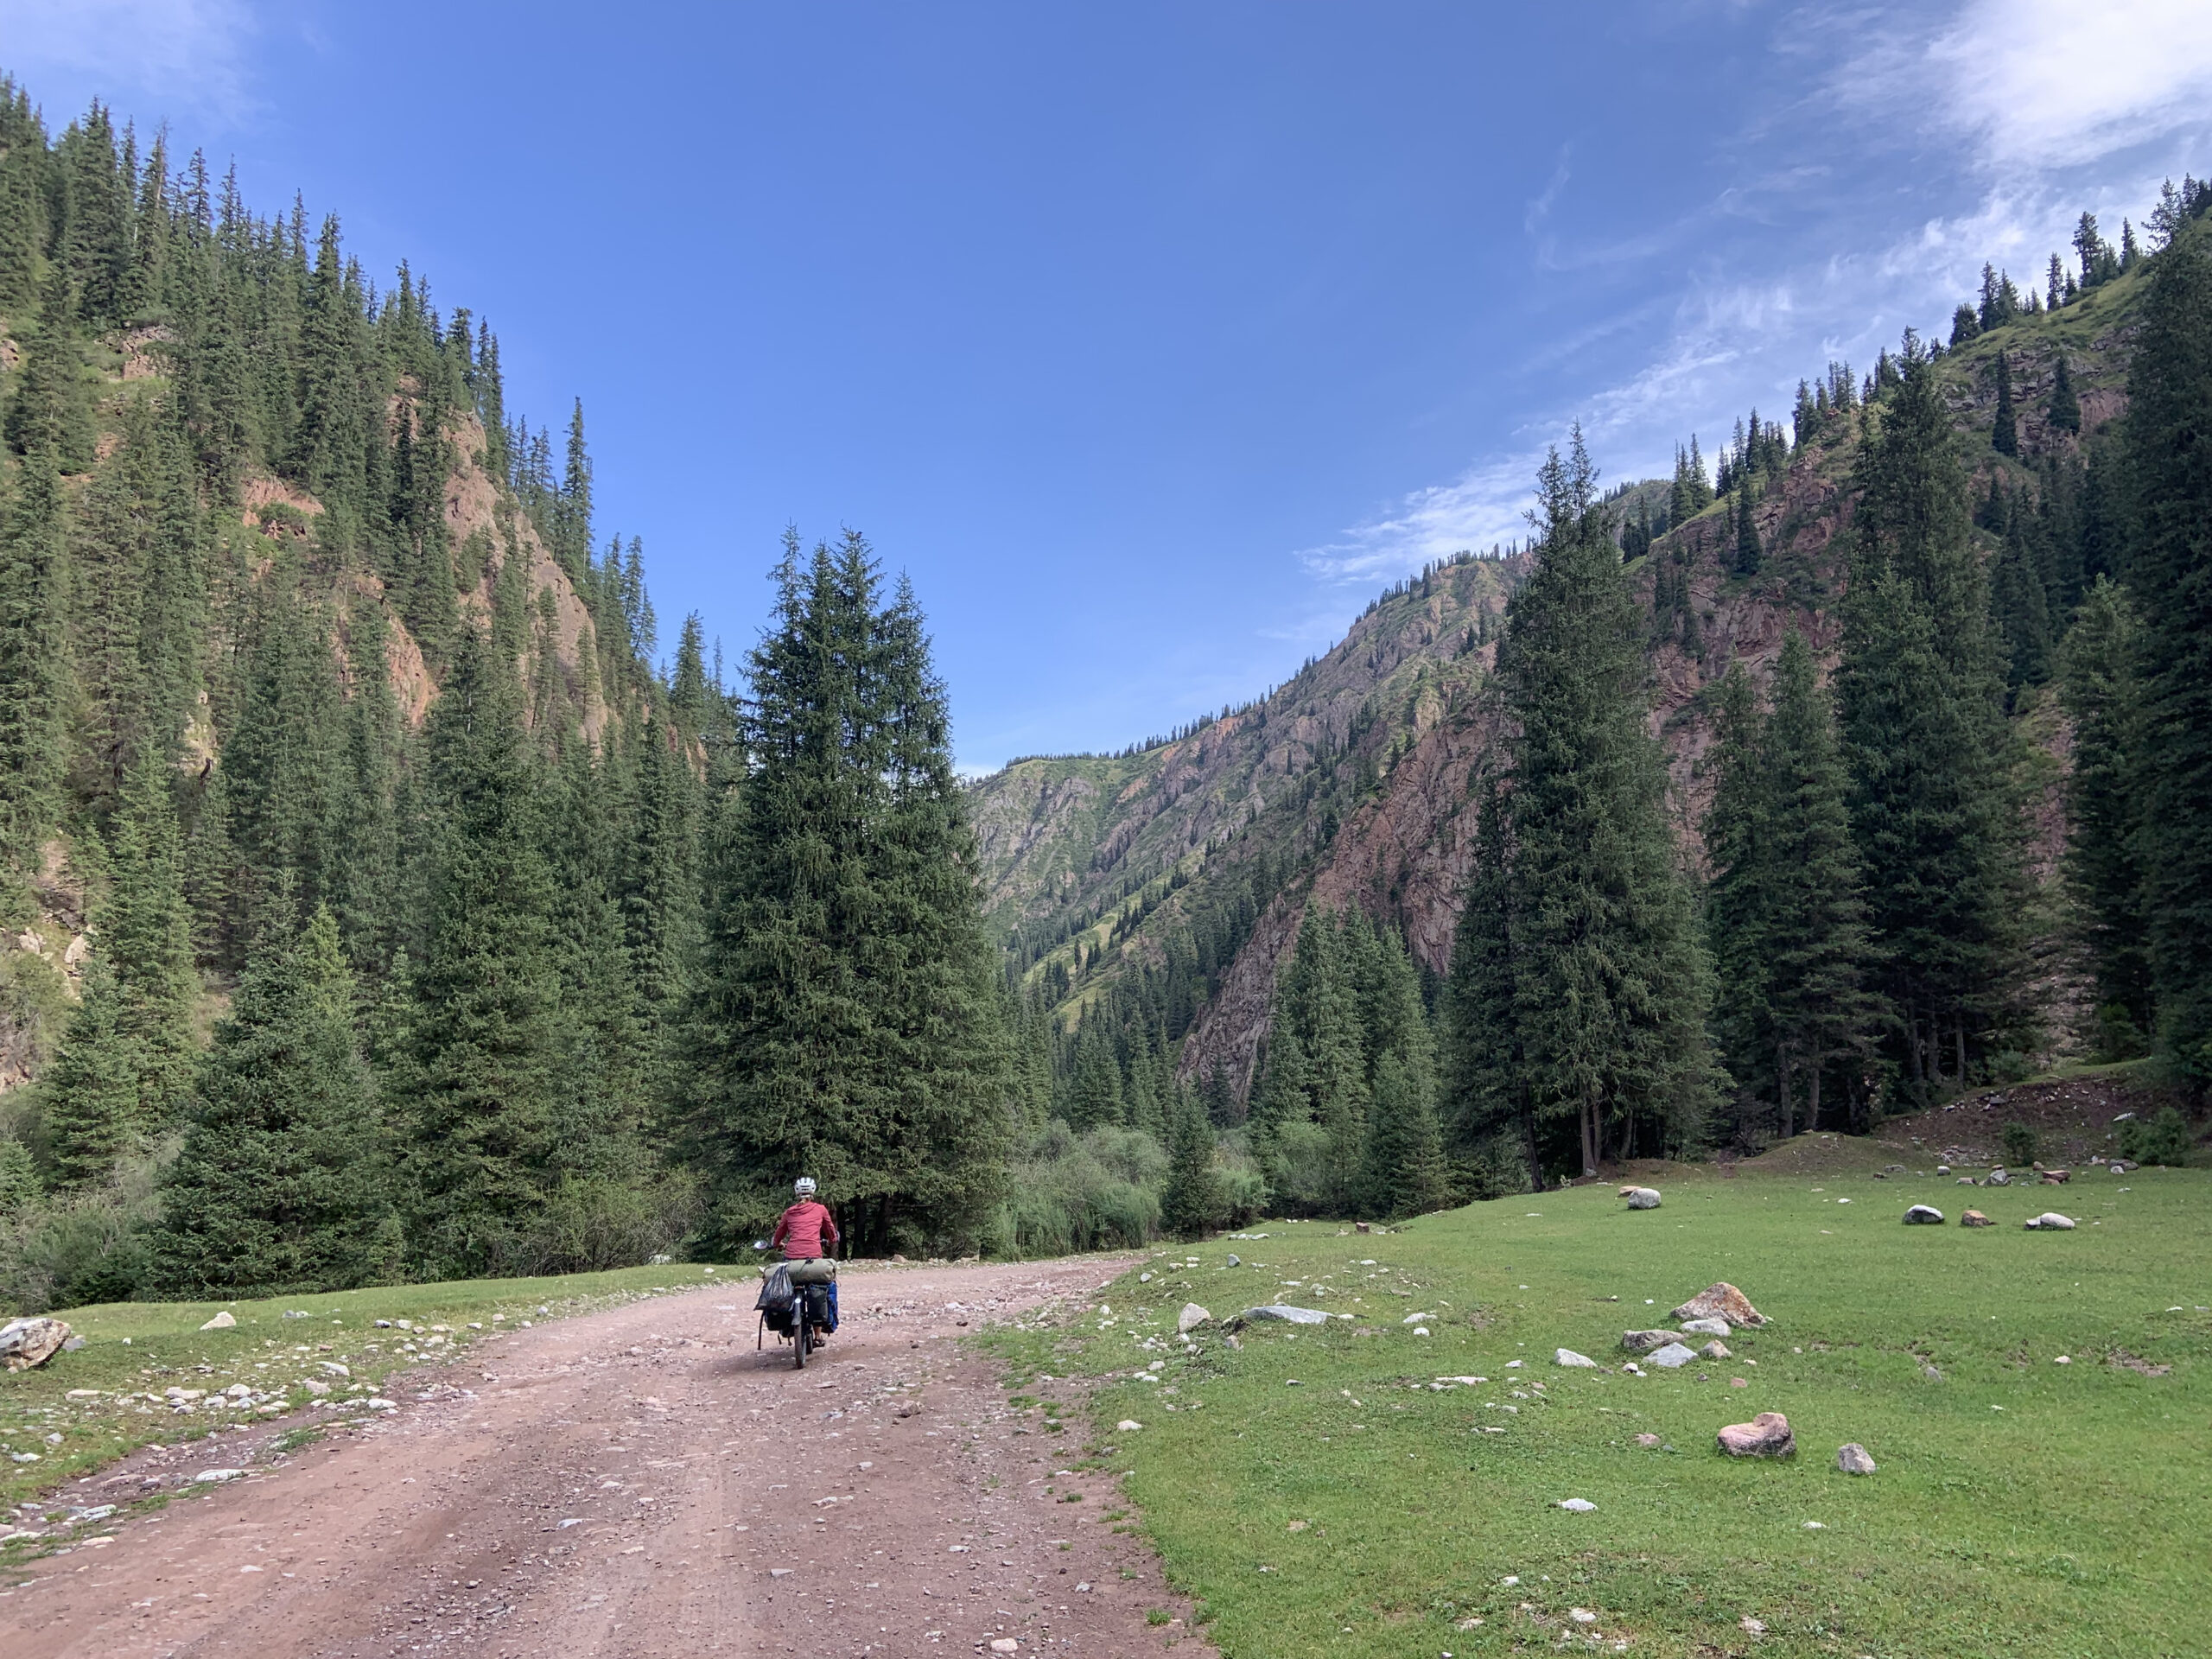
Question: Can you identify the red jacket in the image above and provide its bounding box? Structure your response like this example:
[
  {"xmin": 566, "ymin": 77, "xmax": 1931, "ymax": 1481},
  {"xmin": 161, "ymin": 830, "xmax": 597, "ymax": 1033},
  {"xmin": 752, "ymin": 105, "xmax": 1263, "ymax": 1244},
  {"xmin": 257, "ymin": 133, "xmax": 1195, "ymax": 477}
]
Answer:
[{"xmin": 772, "ymin": 1198, "xmax": 839, "ymax": 1261}]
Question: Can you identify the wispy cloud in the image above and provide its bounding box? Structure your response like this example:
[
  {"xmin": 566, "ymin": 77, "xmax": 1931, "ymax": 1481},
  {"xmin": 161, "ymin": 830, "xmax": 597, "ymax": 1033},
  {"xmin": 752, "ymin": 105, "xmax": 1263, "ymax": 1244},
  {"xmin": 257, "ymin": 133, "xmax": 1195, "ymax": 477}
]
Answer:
[
  {"xmin": 0, "ymin": 0, "xmax": 257, "ymax": 123},
  {"xmin": 1298, "ymin": 450, "xmax": 1544, "ymax": 585},
  {"xmin": 1929, "ymin": 0, "xmax": 2212, "ymax": 170}
]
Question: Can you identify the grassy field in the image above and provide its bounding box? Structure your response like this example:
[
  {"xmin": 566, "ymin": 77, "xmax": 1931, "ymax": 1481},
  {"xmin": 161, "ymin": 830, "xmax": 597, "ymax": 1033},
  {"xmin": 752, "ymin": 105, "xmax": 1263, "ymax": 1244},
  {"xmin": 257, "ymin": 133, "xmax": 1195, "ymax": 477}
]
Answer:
[
  {"xmin": 0, "ymin": 1262, "xmax": 737, "ymax": 1520},
  {"xmin": 982, "ymin": 1137, "xmax": 2209, "ymax": 1659}
]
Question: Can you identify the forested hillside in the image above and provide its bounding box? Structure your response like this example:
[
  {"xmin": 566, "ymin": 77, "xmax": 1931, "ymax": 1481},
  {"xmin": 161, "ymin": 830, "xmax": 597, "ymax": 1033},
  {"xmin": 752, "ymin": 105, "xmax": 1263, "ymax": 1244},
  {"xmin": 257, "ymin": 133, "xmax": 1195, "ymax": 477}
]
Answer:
[{"xmin": 0, "ymin": 80, "xmax": 734, "ymax": 1304}]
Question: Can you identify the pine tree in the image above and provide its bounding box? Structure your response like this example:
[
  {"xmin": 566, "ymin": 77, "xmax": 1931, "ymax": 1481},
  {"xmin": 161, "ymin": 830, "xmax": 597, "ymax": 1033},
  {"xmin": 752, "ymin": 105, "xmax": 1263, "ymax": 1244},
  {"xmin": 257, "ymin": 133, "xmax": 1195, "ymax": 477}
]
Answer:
[
  {"xmin": 4, "ymin": 268, "xmax": 99, "ymax": 472},
  {"xmin": 1733, "ymin": 486, "xmax": 1762, "ymax": 576},
  {"xmin": 152, "ymin": 908, "xmax": 392, "ymax": 1294},
  {"xmin": 1440, "ymin": 775, "xmax": 1536, "ymax": 1185},
  {"xmin": 105, "ymin": 746, "xmax": 199, "ymax": 1124},
  {"xmin": 2048, "ymin": 354, "xmax": 2081, "ymax": 435},
  {"xmin": 403, "ymin": 623, "xmax": 563, "ymax": 1276},
  {"xmin": 1160, "ymin": 1084, "xmax": 1222, "ymax": 1239},
  {"xmin": 2125, "ymin": 219, "xmax": 2212, "ymax": 1080},
  {"xmin": 1701, "ymin": 665, "xmax": 1775, "ymax": 1125},
  {"xmin": 676, "ymin": 533, "xmax": 1010, "ymax": 1255},
  {"xmin": 2059, "ymin": 579, "xmax": 2152, "ymax": 1054},
  {"xmin": 1992, "ymin": 351, "xmax": 2018, "ymax": 455},
  {"xmin": 0, "ymin": 441, "xmax": 69, "ymax": 866},
  {"xmin": 1991, "ymin": 507, "xmax": 2054, "ymax": 693},
  {"xmin": 1359, "ymin": 1049, "xmax": 1450, "ymax": 1219},
  {"xmin": 1452, "ymin": 435, "xmax": 1718, "ymax": 1177},
  {"xmin": 1837, "ymin": 339, "xmax": 2021, "ymax": 1096},
  {"xmin": 39, "ymin": 958, "xmax": 146, "ymax": 1191}
]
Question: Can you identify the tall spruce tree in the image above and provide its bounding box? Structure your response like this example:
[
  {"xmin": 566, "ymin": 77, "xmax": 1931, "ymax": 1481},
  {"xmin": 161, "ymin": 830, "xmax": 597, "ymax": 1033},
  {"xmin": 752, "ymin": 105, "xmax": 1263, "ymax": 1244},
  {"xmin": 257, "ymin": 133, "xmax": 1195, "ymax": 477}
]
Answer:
[
  {"xmin": 1443, "ymin": 435, "xmax": 1718, "ymax": 1179},
  {"xmin": 0, "ymin": 440, "xmax": 68, "ymax": 867},
  {"xmin": 1992, "ymin": 351, "xmax": 2018, "ymax": 455},
  {"xmin": 1160, "ymin": 1084, "xmax": 1223, "ymax": 1239},
  {"xmin": 2125, "ymin": 219, "xmax": 2212, "ymax": 1080},
  {"xmin": 676, "ymin": 533, "xmax": 1010, "ymax": 1255},
  {"xmin": 152, "ymin": 908, "xmax": 393, "ymax": 1294},
  {"xmin": 1837, "ymin": 337, "xmax": 2021, "ymax": 1097},
  {"xmin": 2048, "ymin": 354, "xmax": 2081, "ymax": 435},
  {"xmin": 403, "ymin": 622, "xmax": 563, "ymax": 1276},
  {"xmin": 1440, "ymin": 774, "xmax": 1539, "ymax": 1185}
]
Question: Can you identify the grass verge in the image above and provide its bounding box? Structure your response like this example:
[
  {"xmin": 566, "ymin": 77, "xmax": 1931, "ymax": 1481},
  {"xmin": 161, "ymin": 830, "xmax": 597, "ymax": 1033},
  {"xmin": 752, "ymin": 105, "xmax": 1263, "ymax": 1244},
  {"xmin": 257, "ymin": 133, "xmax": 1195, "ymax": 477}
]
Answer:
[{"xmin": 979, "ymin": 1140, "xmax": 2210, "ymax": 1658}]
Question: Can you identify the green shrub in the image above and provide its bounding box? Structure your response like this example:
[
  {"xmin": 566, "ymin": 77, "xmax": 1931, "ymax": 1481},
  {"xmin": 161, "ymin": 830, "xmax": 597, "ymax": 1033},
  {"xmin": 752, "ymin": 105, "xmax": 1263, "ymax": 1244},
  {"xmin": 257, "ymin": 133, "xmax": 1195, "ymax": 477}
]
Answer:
[
  {"xmin": 2119, "ymin": 1107, "xmax": 2195, "ymax": 1166},
  {"xmin": 989, "ymin": 1122, "xmax": 1167, "ymax": 1257},
  {"xmin": 0, "ymin": 1150, "xmax": 166, "ymax": 1313},
  {"xmin": 2001, "ymin": 1120, "xmax": 2039, "ymax": 1166}
]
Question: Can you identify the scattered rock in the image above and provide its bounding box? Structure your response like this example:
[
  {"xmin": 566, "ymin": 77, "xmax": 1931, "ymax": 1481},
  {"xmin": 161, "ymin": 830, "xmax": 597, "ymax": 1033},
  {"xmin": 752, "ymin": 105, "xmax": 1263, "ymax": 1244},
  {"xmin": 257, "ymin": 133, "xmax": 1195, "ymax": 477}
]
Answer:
[
  {"xmin": 1884, "ymin": 1164, "xmax": 1906, "ymax": 1173},
  {"xmin": 1671, "ymin": 1283, "xmax": 1768, "ymax": 1328},
  {"xmin": 193, "ymin": 1468, "xmax": 245, "ymax": 1484},
  {"xmin": 2107, "ymin": 1160, "xmax": 2137, "ymax": 1174},
  {"xmin": 1904, "ymin": 1205, "xmax": 1944, "ymax": 1224},
  {"xmin": 0, "ymin": 1317, "xmax": 73, "ymax": 1372},
  {"xmin": 1238, "ymin": 1305, "xmax": 1331, "ymax": 1325},
  {"xmin": 1555, "ymin": 1497, "xmax": 1596, "ymax": 1512},
  {"xmin": 1679, "ymin": 1317, "xmax": 1732, "ymax": 1338},
  {"xmin": 1985, "ymin": 1168, "xmax": 2012, "ymax": 1186},
  {"xmin": 1224, "ymin": 1254, "xmax": 1240, "ymax": 1267},
  {"xmin": 1116, "ymin": 1420, "xmax": 1143, "ymax": 1433},
  {"xmin": 2024, "ymin": 1212, "xmax": 2076, "ymax": 1230},
  {"xmin": 1634, "ymin": 1432, "xmax": 1662, "ymax": 1447},
  {"xmin": 1961, "ymin": 1209, "xmax": 1992, "ymax": 1227},
  {"xmin": 1176, "ymin": 1304, "xmax": 1211, "ymax": 1335},
  {"xmin": 1355, "ymin": 1222, "xmax": 1370, "ymax": 1234},
  {"xmin": 991, "ymin": 1639, "xmax": 1020, "ymax": 1653},
  {"xmin": 1554, "ymin": 1348, "xmax": 1599, "ymax": 1368},
  {"xmin": 1700, "ymin": 1340, "xmax": 1732, "ymax": 1360},
  {"xmin": 1836, "ymin": 1442, "xmax": 1877, "ymax": 1475},
  {"xmin": 1568, "ymin": 1608, "xmax": 1598, "ymax": 1624},
  {"xmin": 1717, "ymin": 1412, "xmax": 1796, "ymax": 1459},
  {"xmin": 1647, "ymin": 1342, "xmax": 1698, "ymax": 1369},
  {"xmin": 1741, "ymin": 1615, "xmax": 1768, "ymax": 1635},
  {"xmin": 2039, "ymin": 1169, "xmax": 2071, "ymax": 1184},
  {"xmin": 199, "ymin": 1312, "xmax": 237, "ymax": 1331},
  {"xmin": 1620, "ymin": 1329, "xmax": 1676, "ymax": 1353},
  {"xmin": 1621, "ymin": 1186, "xmax": 1662, "ymax": 1210},
  {"xmin": 1957, "ymin": 1176, "xmax": 1978, "ymax": 1184}
]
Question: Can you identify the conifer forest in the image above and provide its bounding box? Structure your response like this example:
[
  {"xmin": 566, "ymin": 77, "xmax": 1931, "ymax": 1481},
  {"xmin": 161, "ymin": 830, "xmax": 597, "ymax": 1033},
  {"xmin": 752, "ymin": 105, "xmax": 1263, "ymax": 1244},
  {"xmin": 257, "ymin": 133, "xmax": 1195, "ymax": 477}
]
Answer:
[{"xmin": 1, "ymin": 78, "xmax": 2209, "ymax": 1311}]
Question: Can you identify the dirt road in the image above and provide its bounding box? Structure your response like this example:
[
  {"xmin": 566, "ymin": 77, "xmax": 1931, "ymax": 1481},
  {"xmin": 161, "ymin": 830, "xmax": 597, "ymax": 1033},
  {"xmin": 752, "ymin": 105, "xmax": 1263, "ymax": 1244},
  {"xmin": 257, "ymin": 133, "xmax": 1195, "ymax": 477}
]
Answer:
[{"xmin": 0, "ymin": 1258, "xmax": 1210, "ymax": 1659}]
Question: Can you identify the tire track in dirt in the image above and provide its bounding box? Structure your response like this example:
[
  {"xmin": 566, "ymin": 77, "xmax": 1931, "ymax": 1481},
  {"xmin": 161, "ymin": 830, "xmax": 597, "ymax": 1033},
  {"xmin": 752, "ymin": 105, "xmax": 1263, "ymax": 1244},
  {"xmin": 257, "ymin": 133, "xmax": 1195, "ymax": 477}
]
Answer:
[{"xmin": 0, "ymin": 1258, "xmax": 1213, "ymax": 1659}]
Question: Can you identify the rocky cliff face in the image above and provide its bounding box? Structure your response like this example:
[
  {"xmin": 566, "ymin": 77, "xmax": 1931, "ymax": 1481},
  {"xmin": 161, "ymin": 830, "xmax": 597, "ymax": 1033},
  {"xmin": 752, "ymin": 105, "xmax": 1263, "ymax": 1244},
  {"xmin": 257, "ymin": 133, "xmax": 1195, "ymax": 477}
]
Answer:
[{"xmin": 976, "ymin": 267, "xmax": 2146, "ymax": 1092}]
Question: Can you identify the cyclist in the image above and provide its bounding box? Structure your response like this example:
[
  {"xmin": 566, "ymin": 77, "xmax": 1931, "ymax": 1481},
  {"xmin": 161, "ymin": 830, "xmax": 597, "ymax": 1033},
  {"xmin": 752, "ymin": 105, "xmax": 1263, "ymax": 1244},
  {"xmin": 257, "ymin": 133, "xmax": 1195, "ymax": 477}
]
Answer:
[{"xmin": 770, "ymin": 1178, "xmax": 840, "ymax": 1336}]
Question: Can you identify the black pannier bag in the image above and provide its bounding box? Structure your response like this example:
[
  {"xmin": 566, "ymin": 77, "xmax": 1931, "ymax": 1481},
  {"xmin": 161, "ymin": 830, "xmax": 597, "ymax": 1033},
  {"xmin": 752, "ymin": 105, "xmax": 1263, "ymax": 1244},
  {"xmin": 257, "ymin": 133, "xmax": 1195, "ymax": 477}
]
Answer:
[{"xmin": 756, "ymin": 1263, "xmax": 797, "ymax": 1335}]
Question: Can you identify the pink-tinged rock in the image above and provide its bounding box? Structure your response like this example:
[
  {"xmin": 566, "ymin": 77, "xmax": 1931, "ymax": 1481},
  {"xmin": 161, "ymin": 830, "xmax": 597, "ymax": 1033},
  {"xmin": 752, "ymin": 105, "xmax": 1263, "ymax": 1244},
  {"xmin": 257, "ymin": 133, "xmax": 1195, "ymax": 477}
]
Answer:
[
  {"xmin": 1717, "ymin": 1411, "xmax": 1796, "ymax": 1458},
  {"xmin": 0, "ymin": 1318, "xmax": 71, "ymax": 1372},
  {"xmin": 1672, "ymin": 1283, "xmax": 1768, "ymax": 1329},
  {"xmin": 1960, "ymin": 1209, "xmax": 1993, "ymax": 1227}
]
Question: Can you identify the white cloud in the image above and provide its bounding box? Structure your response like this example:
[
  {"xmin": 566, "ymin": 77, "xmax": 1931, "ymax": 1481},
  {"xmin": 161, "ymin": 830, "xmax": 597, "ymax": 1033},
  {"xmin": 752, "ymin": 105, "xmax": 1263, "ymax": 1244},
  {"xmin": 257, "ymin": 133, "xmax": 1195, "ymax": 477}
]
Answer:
[
  {"xmin": 0, "ymin": 0, "xmax": 257, "ymax": 122},
  {"xmin": 1298, "ymin": 451, "xmax": 1542, "ymax": 584},
  {"xmin": 1930, "ymin": 0, "xmax": 2212, "ymax": 169}
]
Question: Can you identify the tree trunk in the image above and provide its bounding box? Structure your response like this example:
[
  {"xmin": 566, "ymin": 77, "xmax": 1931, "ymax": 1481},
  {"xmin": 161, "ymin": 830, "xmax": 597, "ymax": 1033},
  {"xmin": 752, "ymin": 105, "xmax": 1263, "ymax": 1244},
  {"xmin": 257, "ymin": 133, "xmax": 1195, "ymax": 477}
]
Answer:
[
  {"xmin": 1955, "ymin": 1013, "xmax": 1968, "ymax": 1087},
  {"xmin": 1520, "ymin": 1090, "xmax": 1544, "ymax": 1192},
  {"xmin": 1777, "ymin": 1045, "xmax": 1794, "ymax": 1141},
  {"xmin": 1580, "ymin": 1099, "xmax": 1599, "ymax": 1178},
  {"xmin": 1807, "ymin": 1063, "xmax": 1823, "ymax": 1133}
]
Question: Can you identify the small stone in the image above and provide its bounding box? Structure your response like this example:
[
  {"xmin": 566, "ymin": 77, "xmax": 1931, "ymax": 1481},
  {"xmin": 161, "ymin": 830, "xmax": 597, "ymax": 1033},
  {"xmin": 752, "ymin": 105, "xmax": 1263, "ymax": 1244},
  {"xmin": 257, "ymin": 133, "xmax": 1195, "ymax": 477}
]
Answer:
[
  {"xmin": 1569, "ymin": 1608, "xmax": 1598, "ymax": 1624},
  {"xmin": 1671, "ymin": 1283, "xmax": 1768, "ymax": 1328},
  {"xmin": 1802, "ymin": 1520, "xmax": 1826, "ymax": 1529},
  {"xmin": 1986, "ymin": 1168, "xmax": 2012, "ymax": 1186},
  {"xmin": 1904, "ymin": 1205, "xmax": 1944, "ymax": 1224},
  {"xmin": 1717, "ymin": 1411, "xmax": 1796, "ymax": 1458},
  {"xmin": 991, "ymin": 1641, "xmax": 1020, "ymax": 1653},
  {"xmin": 1239, "ymin": 1305, "xmax": 1330, "ymax": 1325},
  {"xmin": 364, "ymin": 1397, "xmax": 398, "ymax": 1411},
  {"xmin": 2024, "ymin": 1212, "xmax": 2076, "ymax": 1230},
  {"xmin": 1622, "ymin": 1187, "xmax": 1662, "ymax": 1210},
  {"xmin": 1647, "ymin": 1342, "xmax": 1698, "ymax": 1369},
  {"xmin": 198, "ymin": 1312, "xmax": 238, "ymax": 1332},
  {"xmin": 193, "ymin": 1468, "xmax": 245, "ymax": 1484},
  {"xmin": 1224, "ymin": 1254, "xmax": 1240, "ymax": 1267},
  {"xmin": 1741, "ymin": 1615, "xmax": 1768, "ymax": 1635},
  {"xmin": 1620, "ymin": 1329, "xmax": 1675, "ymax": 1353},
  {"xmin": 1700, "ymin": 1340, "xmax": 1732, "ymax": 1359},
  {"xmin": 1679, "ymin": 1317, "xmax": 1732, "ymax": 1338},
  {"xmin": 1177, "ymin": 1304, "xmax": 1211, "ymax": 1334},
  {"xmin": 1634, "ymin": 1432, "xmax": 1662, "ymax": 1446},
  {"xmin": 2039, "ymin": 1168, "xmax": 2071, "ymax": 1184},
  {"xmin": 1554, "ymin": 1348, "xmax": 1599, "ymax": 1368},
  {"xmin": 1960, "ymin": 1209, "xmax": 1992, "ymax": 1227},
  {"xmin": 1836, "ymin": 1442, "xmax": 1877, "ymax": 1475},
  {"xmin": 1957, "ymin": 1176, "xmax": 1977, "ymax": 1184},
  {"xmin": 1556, "ymin": 1497, "xmax": 1596, "ymax": 1511}
]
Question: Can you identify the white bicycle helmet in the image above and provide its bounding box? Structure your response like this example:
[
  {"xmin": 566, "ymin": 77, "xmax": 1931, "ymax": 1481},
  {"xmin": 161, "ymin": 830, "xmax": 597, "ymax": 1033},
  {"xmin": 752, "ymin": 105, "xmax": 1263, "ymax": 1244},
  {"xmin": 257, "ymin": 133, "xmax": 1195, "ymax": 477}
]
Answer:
[{"xmin": 794, "ymin": 1177, "xmax": 817, "ymax": 1198}]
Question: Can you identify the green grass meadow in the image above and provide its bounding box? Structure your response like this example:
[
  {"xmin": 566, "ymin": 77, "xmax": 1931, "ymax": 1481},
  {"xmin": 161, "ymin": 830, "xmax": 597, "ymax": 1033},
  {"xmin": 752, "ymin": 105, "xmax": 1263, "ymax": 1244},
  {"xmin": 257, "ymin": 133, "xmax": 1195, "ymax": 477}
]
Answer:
[{"xmin": 984, "ymin": 1143, "xmax": 2210, "ymax": 1658}]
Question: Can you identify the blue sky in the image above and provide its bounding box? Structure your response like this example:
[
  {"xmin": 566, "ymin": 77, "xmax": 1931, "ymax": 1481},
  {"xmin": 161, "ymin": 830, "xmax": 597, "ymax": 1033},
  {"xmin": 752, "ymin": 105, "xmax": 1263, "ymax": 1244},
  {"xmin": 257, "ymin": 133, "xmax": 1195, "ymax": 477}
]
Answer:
[{"xmin": 4, "ymin": 2, "xmax": 2207, "ymax": 770}]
